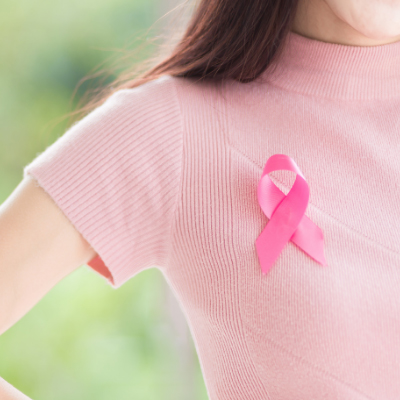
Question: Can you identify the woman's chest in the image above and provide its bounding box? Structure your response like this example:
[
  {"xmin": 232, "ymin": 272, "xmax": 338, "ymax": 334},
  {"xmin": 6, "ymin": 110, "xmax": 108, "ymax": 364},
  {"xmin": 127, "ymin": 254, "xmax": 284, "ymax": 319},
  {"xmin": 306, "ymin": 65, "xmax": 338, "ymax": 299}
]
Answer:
[{"xmin": 168, "ymin": 126, "xmax": 400, "ymax": 398}]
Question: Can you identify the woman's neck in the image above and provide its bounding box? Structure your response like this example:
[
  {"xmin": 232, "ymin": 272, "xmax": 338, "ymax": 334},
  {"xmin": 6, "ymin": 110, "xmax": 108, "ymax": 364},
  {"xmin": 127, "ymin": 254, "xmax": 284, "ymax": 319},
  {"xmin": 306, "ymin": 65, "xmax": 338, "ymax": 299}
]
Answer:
[{"xmin": 291, "ymin": 0, "xmax": 400, "ymax": 46}]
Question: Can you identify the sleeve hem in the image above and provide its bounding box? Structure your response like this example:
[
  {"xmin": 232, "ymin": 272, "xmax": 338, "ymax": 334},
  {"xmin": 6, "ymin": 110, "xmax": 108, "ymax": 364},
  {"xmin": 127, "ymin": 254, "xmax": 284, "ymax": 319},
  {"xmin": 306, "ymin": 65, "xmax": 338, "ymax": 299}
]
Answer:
[{"xmin": 25, "ymin": 170, "xmax": 123, "ymax": 288}]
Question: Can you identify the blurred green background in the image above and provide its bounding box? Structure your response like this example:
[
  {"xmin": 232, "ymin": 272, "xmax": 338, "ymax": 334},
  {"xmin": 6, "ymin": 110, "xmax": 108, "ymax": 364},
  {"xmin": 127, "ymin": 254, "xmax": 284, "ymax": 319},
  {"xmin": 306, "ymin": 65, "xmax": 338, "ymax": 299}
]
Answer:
[{"xmin": 0, "ymin": 0, "xmax": 209, "ymax": 399}]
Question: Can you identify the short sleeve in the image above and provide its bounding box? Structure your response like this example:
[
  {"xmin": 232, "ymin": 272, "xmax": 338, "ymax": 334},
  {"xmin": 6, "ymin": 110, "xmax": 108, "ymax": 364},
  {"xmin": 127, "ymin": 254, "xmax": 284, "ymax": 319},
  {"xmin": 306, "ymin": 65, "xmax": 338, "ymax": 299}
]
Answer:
[{"xmin": 23, "ymin": 75, "xmax": 183, "ymax": 288}]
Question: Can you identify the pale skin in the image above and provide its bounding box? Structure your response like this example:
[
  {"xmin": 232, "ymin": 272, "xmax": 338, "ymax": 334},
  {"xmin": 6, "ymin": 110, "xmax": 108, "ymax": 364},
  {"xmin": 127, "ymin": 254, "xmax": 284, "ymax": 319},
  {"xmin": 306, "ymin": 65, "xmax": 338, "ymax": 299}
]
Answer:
[
  {"xmin": 292, "ymin": 0, "xmax": 400, "ymax": 45},
  {"xmin": 2, "ymin": 1, "xmax": 400, "ymax": 399}
]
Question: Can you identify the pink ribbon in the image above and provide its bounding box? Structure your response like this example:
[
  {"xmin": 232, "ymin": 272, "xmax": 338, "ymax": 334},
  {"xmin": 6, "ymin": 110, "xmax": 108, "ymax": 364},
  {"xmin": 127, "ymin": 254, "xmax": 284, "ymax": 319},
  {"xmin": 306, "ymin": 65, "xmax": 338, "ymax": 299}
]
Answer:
[{"xmin": 256, "ymin": 154, "xmax": 327, "ymax": 275}]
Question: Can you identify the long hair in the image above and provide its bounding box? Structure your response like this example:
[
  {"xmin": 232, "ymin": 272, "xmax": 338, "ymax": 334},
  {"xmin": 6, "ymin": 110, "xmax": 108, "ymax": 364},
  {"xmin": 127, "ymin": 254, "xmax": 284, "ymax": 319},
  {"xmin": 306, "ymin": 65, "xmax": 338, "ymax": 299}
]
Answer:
[{"xmin": 66, "ymin": 0, "xmax": 299, "ymax": 126}]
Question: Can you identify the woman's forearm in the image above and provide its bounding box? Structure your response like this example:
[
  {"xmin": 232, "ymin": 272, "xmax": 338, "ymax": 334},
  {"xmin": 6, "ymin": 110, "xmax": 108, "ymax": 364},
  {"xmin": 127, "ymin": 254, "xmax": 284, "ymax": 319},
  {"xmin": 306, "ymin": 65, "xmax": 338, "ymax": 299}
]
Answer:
[{"xmin": 0, "ymin": 377, "xmax": 32, "ymax": 400}]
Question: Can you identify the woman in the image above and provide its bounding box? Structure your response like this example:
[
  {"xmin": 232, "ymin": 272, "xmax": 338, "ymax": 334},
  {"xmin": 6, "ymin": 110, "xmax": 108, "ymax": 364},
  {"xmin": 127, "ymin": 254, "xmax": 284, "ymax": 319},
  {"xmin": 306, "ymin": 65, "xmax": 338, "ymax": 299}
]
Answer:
[{"xmin": 1, "ymin": 0, "xmax": 400, "ymax": 398}]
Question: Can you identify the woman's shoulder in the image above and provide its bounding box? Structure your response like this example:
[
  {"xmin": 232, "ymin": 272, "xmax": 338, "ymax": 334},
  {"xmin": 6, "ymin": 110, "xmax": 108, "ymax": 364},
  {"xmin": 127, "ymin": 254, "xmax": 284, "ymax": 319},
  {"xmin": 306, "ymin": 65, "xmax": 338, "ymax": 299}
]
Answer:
[
  {"xmin": 115, "ymin": 72, "xmax": 265, "ymax": 106},
  {"xmin": 117, "ymin": 74, "xmax": 225, "ymax": 104}
]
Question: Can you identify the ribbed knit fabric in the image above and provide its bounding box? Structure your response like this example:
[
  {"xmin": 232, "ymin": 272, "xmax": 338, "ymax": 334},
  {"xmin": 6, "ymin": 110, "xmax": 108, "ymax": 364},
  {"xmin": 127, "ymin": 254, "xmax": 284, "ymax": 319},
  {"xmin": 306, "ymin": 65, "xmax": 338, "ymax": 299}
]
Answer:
[{"xmin": 23, "ymin": 31, "xmax": 400, "ymax": 399}]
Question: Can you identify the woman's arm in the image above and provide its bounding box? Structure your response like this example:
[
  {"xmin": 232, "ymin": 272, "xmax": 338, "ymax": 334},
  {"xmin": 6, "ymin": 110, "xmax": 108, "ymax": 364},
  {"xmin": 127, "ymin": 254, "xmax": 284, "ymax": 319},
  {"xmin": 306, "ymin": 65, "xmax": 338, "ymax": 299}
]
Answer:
[
  {"xmin": 0, "ymin": 175, "xmax": 98, "ymax": 397},
  {"xmin": 0, "ymin": 174, "xmax": 97, "ymax": 335},
  {"xmin": 0, "ymin": 377, "xmax": 33, "ymax": 400}
]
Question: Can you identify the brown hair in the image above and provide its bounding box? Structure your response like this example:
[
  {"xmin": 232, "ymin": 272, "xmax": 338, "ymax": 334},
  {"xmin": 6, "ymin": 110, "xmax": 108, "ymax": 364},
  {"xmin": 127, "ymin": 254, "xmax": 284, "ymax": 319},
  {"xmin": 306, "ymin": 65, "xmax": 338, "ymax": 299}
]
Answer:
[{"xmin": 65, "ymin": 0, "xmax": 299, "ymax": 127}]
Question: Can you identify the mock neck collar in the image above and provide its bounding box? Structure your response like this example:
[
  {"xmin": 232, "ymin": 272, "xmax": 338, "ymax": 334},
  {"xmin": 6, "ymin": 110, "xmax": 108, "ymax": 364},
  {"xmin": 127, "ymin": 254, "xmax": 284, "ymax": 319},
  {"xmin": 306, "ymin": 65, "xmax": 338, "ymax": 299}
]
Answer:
[{"xmin": 263, "ymin": 30, "xmax": 400, "ymax": 100}]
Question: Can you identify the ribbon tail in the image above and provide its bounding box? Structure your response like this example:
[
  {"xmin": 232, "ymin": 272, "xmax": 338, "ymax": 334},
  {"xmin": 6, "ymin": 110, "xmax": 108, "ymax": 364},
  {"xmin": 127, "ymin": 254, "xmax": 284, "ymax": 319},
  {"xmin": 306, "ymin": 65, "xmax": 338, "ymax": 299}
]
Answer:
[
  {"xmin": 291, "ymin": 214, "xmax": 327, "ymax": 266},
  {"xmin": 256, "ymin": 215, "xmax": 298, "ymax": 275},
  {"xmin": 256, "ymin": 227, "xmax": 287, "ymax": 275}
]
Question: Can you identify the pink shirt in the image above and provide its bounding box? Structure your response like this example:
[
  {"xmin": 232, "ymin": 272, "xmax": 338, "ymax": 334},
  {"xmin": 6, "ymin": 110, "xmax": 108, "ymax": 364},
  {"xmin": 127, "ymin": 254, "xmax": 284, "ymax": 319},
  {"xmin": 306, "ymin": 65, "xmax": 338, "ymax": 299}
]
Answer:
[{"xmin": 24, "ymin": 31, "xmax": 400, "ymax": 399}]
